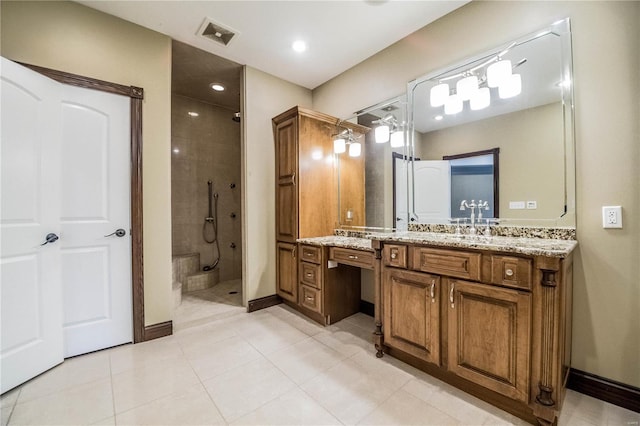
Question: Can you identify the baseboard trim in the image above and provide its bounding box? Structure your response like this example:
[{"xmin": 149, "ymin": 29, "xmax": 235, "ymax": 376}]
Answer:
[
  {"xmin": 247, "ymin": 294, "xmax": 281, "ymax": 313},
  {"xmin": 359, "ymin": 300, "xmax": 375, "ymax": 317},
  {"xmin": 143, "ymin": 321, "xmax": 172, "ymax": 341},
  {"xmin": 568, "ymin": 368, "xmax": 640, "ymax": 413}
]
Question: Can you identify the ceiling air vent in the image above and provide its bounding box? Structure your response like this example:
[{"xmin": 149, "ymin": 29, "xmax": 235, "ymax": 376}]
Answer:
[{"xmin": 197, "ymin": 18, "xmax": 238, "ymax": 47}]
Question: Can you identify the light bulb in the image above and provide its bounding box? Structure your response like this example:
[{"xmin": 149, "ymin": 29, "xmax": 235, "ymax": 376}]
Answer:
[
  {"xmin": 430, "ymin": 83, "xmax": 449, "ymax": 107},
  {"xmin": 456, "ymin": 75, "xmax": 478, "ymax": 101},
  {"xmin": 390, "ymin": 131, "xmax": 404, "ymax": 148},
  {"xmin": 499, "ymin": 73, "xmax": 522, "ymax": 99},
  {"xmin": 444, "ymin": 94, "xmax": 463, "ymax": 115},
  {"xmin": 334, "ymin": 138, "xmax": 346, "ymax": 154},
  {"xmin": 348, "ymin": 142, "xmax": 361, "ymax": 157},
  {"xmin": 487, "ymin": 60, "xmax": 512, "ymax": 88},
  {"xmin": 375, "ymin": 125, "xmax": 390, "ymax": 143},
  {"xmin": 470, "ymin": 87, "xmax": 491, "ymax": 110}
]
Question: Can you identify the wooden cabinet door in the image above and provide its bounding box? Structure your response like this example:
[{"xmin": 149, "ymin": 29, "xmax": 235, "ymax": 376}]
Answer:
[
  {"xmin": 383, "ymin": 268, "xmax": 440, "ymax": 365},
  {"xmin": 276, "ymin": 242, "xmax": 298, "ymax": 303},
  {"xmin": 275, "ymin": 116, "xmax": 298, "ymax": 242},
  {"xmin": 447, "ymin": 279, "xmax": 531, "ymax": 402}
]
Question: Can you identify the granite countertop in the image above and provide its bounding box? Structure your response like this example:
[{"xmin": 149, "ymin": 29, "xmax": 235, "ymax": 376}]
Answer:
[
  {"xmin": 368, "ymin": 231, "xmax": 577, "ymax": 258},
  {"xmin": 297, "ymin": 236, "xmax": 374, "ymax": 252},
  {"xmin": 298, "ymin": 232, "xmax": 577, "ymax": 258}
]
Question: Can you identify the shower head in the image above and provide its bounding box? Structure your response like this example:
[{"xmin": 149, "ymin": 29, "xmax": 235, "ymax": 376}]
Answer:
[{"xmin": 232, "ymin": 112, "xmax": 241, "ymax": 122}]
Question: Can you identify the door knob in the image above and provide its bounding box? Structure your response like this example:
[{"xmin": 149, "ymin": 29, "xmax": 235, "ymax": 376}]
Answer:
[
  {"xmin": 41, "ymin": 233, "xmax": 59, "ymax": 246},
  {"xmin": 104, "ymin": 228, "xmax": 126, "ymax": 238}
]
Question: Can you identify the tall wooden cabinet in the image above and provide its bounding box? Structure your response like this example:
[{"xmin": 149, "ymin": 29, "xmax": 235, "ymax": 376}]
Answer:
[{"xmin": 272, "ymin": 106, "xmax": 368, "ymax": 302}]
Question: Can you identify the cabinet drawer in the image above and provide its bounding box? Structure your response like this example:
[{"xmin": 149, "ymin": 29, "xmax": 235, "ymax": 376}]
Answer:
[
  {"xmin": 383, "ymin": 244, "xmax": 407, "ymax": 268},
  {"xmin": 300, "ymin": 245, "xmax": 321, "ymax": 264},
  {"xmin": 490, "ymin": 255, "xmax": 532, "ymax": 290},
  {"xmin": 329, "ymin": 247, "xmax": 374, "ymax": 269},
  {"xmin": 412, "ymin": 247, "xmax": 481, "ymax": 281},
  {"xmin": 300, "ymin": 261, "xmax": 322, "ymax": 289},
  {"xmin": 299, "ymin": 284, "xmax": 322, "ymax": 313}
]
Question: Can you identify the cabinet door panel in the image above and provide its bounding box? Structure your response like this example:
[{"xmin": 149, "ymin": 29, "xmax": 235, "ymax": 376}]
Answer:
[
  {"xmin": 276, "ymin": 242, "xmax": 298, "ymax": 303},
  {"xmin": 448, "ymin": 279, "xmax": 530, "ymax": 402},
  {"xmin": 383, "ymin": 269, "xmax": 440, "ymax": 365},
  {"xmin": 275, "ymin": 116, "xmax": 298, "ymax": 242}
]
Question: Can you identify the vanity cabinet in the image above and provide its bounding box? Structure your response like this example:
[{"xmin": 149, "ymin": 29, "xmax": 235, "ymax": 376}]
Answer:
[
  {"xmin": 378, "ymin": 241, "xmax": 574, "ymax": 425},
  {"xmin": 383, "ymin": 268, "xmax": 440, "ymax": 365},
  {"xmin": 447, "ymin": 278, "xmax": 531, "ymax": 402},
  {"xmin": 272, "ymin": 106, "xmax": 368, "ymax": 302},
  {"xmin": 297, "ymin": 244, "xmax": 361, "ymax": 325}
]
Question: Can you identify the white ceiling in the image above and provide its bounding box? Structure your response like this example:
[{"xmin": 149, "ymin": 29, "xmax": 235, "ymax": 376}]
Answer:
[{"xmin": 77, "ymin": 1, "xmax": 468, "ymax": 90}]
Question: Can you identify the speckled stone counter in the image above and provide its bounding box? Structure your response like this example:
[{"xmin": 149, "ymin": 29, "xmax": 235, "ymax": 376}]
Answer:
[
  {"xmin": 299, "ymin": 232, "xmax": 576, "ymax": 258},
  {"xmin": 297, "ymin": 236, "xmax": 374, "ymax": 252},
  {"xmin": 368, "ymin": 231, "xmax": 577, "ymax": 258}
]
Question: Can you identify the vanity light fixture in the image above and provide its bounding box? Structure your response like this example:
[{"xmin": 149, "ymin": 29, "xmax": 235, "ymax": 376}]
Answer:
[
  {"xmin": 333, "ymin": 126, "xmax": 362, "ymax": 157},
  {"xmin": 430, "ymin": 42, "xmax": 524, "ymax": 114},
  {"xmin": 375, "ymin": 125, "xmax": 390, "ymax": 143},
  {"xmin": 434, "ymin": 115, "xmax": 444, "ymax": 121},
  {"xmin": 390, "ymin": 129, "xmax": 405, "ymax": 148},
  {"xmin": 210, "ymin": 83, "xmax": 225, "ymax": 91},
  {"xmin": 348, "ymin": 142, "xmax": 361, "ymax": 157}
]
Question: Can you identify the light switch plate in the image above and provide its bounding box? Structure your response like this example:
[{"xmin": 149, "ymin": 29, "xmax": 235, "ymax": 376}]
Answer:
[
  {"xmin": 526, "ymin": 201, "xmax": 537, "ymax": 209},
  {"xmin": 602, "ymin": 206, "xmax": 622, "ymax": 229}
]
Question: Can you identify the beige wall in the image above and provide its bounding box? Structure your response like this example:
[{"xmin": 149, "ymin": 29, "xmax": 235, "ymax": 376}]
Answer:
[
  {"xmin": 241, "ymin": 66, "xmax": 311, "ymax": 303},
  {"xmin": 1, "ymin": 1, "xmax": 173, "ymax": 326},
  {"xmin": 418, "ymin": 102, "xmax": 564, "ymax": 222},
  {"xmin": 314, "ymin": 1, "xmax": 640, "ymax": 387}
]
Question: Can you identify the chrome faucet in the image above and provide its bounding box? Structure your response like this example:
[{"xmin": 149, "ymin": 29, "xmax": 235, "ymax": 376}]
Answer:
[
  {"xmin": 460, "ymin": 200, "xmax": 478, "ymax": 234},
  {"xmin": 477, "ymin": 200, "xmax": 490, "ymax": 221}
]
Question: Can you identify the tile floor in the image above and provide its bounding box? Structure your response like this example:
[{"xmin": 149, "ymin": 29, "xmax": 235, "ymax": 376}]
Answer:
[{"xmin": 2, "ymin": 280, "xmax": 638, "ymax": 425}]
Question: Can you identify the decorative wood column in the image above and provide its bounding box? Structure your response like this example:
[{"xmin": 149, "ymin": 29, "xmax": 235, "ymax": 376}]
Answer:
[{"xmin": 372, "ymin": 240, "xmax": 384, "ymax": 357}]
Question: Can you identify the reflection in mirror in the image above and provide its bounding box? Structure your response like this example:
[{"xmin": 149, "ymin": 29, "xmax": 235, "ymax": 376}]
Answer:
[
  {"xmin": 408, "ymin": 18, "xmax": 575, "ymax": 227},
  {"xmin": 337, "ymin": 96, "xmax": 408, "ymax": 231}
]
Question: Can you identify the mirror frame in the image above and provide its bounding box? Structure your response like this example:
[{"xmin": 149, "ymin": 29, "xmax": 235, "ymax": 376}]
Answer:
[{"xmin": 406, "ymin": 18, "xmax": 575, "ymax": 227}]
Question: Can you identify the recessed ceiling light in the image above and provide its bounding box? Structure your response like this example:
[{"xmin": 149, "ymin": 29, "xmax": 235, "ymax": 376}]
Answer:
[
  {"xmin": 211, "ymin": 83, "xmax": 225, "ymax": 91},
  {"xmin": 435, "ymin": 115, "xmax": 444, "ymax": 121},
  {"xmin": 292, "ymin": 40, "xmax": 307, "ymax": 53},
  {"xmin": 187, "ymin": 111, "xmax": 199, "ymax": 117}
]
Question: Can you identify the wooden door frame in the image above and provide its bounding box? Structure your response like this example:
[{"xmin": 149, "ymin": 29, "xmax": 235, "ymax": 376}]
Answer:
[{"xmin": 22, "ymin": 63, "xmax": 147, "ymax": 343}]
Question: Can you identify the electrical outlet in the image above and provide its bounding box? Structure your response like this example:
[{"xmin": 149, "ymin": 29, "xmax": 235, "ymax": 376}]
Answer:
[
  {"xmin": 602, "ymin": 206, "xmax": 622, "ymax": 229},
  {"xmin": 526, "ymin": 201, "xmax": 537, "ymax": 209}
]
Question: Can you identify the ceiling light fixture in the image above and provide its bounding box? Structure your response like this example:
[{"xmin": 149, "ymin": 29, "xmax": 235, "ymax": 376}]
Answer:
[
  {"xmin": 292, "ymin": 40, "xmax": 307, "ymax": 53},
  {"xmin": 211, "ymin": 83, "xmax": 225, "ymax": 91}
]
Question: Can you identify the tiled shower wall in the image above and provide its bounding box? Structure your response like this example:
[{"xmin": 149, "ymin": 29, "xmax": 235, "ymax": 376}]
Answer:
[{"xmin": 171, "ymin": 95, "xmax": 242, "ymax": 282}]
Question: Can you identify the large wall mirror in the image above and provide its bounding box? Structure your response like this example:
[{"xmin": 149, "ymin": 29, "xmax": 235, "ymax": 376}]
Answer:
[
  {"xmin": 335, "ymin": 96, "xmax": 409, "ymax": 232},
  {"xmin": 407, "ymin": 18, "xmax": 575, "ymax": 227}
]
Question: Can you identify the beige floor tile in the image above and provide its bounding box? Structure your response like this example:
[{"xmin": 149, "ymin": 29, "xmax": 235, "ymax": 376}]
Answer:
[
  {"xmin": 115, "ymin": 383, "xmax": 225, "ymax": 425},
  {"xmin": 109, "ymin": 336, "xmax": 184, "ymax": 375},
  {"xmin": 231, "ymin": 313, "xmax": 310, "ymax": 355},
  {"xmin": 91, "ymin": 416, "xmax": 115, "ymax": 425},
  {"xmin": 0, "ymin": 388, "xmax": 20, "ymax": 409},
  {"xmin": 313, "ymin": 321, "xmax": 372, "ymax": 358},
  {"xmin": 175, "ymin": 321, "xmax": 238, "ymax": 356},
  {"xmin": 423, "ymin": 387, "xmax": 493, "ymax": 425},
  {"xmin": 300, "ymin": 352, "xmax": 412, "ymax": 425},
  {"xmin": 230, "ymin": 388, "xmax": 341, "ymax": 426},
  {"xmin": 343, "ymin": 312, "xmax": 375, "ymax": 332},
  {"xmin": 266, "ymin": 337, "xmax": 347, "ymax": 385},
  {"xmin": 202, "ymin": 357, "xmax": 296, "ymax": 422},
  {"xmin": 185, "ymin": 335, "xmax": 264, "ymax": 380},
  {"xmin": 265, "ymin": 304, "xmax": 326, "ymax": 336},
  {"xmin": 9, "ymin": 379, "xmax": 113, "ymax": 425},
  {"xmin": 111, "ymin": 356, "xmax": 200, "ymax": 413},
  {"xmin": 357, "ymin": 388, "xmax": 460, "ymax": 425},
  {"xmin": 17, "ymin": 350, "xmax": 110, "ymax": 403}
]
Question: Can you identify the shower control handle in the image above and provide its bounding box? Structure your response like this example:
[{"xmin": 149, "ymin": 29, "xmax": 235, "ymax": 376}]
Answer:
[
  {"xmin": 105, "ymin": 228, "xmax": 127, "ymax": 238},
  {"xmin": 41, "ymin": 233, "xmax": 59, "ymax": 246}
]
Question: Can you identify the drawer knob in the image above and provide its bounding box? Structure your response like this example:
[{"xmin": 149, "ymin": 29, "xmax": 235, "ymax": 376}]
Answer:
[
  {"xmin": 505, "ymin": 268, "xmax": 514, "ymax": 277},
  {"xmin": 305, "ymin": 295, "xmax": 313, "ymax": 301},
  {"xmin": 348, "ymin": 255, "xmax": 358, "ymax": 259},
  {"xmin": 306, "ymin": 273, "xmax": 312, "ymax": 277},
  {"xmin": 306, "ymin": 253, "xmax": 313, "ymax": 257},
  {"xmin": 391, "ymin": 252, "xmax": 397, "ymax": 259}
]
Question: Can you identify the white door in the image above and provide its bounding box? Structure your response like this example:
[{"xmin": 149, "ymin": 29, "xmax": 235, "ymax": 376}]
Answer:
[
  {"xmin": 394, "ymin": 157, "xmax": 408, "ymax": 230},
  {"xmin": 1, "ymin": 58, "xmax": 64, "ymax": 393},
  {"xmin": 413, "ymin": 160, "xmax": 451, "ymax": 223},
  {"xmin": 60, "ymin": 85, "xmax": 132, "ymax": 358}
]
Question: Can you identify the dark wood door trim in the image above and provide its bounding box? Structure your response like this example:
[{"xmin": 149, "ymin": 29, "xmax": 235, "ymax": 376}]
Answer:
[{"xmin": 22, "ymin": 62, "xmax": 147, "ymax": 343}]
